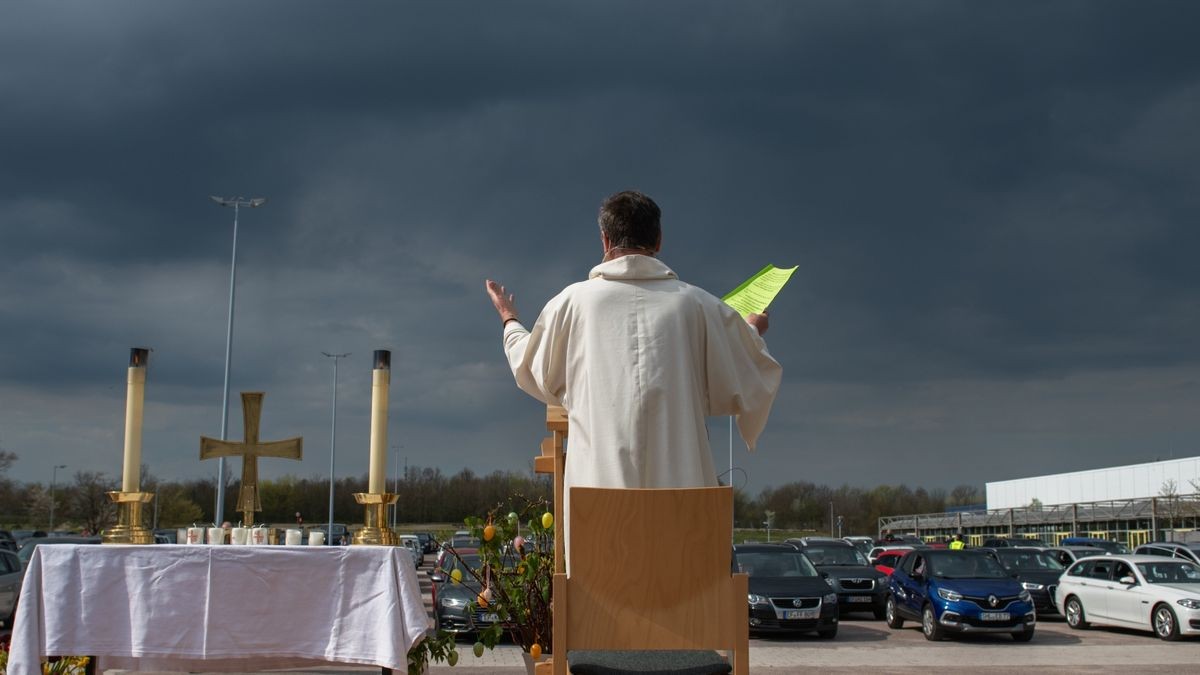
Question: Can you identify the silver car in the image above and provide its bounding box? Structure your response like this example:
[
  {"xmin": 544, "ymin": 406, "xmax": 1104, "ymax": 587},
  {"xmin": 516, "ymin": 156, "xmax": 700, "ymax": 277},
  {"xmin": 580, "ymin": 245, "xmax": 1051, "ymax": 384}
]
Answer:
[{"xmin": 0, "ymin": 549, "xmax": 23, "ymax": 626}]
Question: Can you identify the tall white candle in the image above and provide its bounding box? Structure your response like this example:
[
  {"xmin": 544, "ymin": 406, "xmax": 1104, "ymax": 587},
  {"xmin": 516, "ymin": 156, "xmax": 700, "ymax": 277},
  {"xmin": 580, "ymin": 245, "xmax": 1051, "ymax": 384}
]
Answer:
[
  {"xmin": 122, "ymin": 348, "xmax": 150, "ymax": 493},
  {"xmin": 367, "ymin": 350, "xmax": 391, "ymax": 493}
]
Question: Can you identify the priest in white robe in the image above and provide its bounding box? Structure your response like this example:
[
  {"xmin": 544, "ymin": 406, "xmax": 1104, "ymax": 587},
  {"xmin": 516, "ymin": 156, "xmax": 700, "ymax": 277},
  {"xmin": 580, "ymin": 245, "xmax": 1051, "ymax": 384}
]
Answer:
[{"xmin": 486, "ymin": 190, "xmax": 782, "ymax": 562}]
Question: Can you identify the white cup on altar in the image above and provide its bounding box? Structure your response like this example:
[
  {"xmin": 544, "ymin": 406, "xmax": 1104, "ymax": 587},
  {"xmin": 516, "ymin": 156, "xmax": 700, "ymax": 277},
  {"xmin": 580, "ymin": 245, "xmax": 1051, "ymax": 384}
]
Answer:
[
  {"xmin": 176, "ymin": 528, "xmax": 188, "ymax": 544},
  {"xmin": 285, "ymin": 529, "xmax": 303, "ymax": 546},
  {"xmin": 186, "ymin": 527, "xmax": 205, "ymax": 545},
  {"xmin": 231, "ymin": 527, "xmax": 250, "ymax": 545},
  {"xmin": 207, "ymin": 527, "xmax": 225, "ymax": 545},
  {"xmin": 308, "ymin": 531, "xmax": 325, "ymax": 546},
  {"xmin": 251, "ymin": 527, "xmax": 269, "ymax": 545}
]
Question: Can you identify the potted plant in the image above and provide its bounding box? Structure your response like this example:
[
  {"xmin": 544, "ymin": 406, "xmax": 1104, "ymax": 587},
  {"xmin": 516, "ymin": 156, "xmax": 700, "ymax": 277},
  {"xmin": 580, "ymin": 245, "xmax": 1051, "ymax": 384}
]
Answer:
[{"xmin": 408, "ymin": 494, "xmax": 554, "ymax": 674}]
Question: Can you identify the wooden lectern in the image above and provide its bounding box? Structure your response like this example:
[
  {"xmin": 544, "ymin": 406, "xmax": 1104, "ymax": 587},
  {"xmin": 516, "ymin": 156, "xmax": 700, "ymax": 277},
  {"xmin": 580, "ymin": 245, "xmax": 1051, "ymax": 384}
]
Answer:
[{"xmin": 534, "ymin": 406, "xmax": 749, "ymax": 675}]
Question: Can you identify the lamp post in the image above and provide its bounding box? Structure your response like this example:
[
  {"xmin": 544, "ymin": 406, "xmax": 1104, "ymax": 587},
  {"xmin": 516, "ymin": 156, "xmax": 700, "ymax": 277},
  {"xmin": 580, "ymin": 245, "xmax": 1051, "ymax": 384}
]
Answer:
[
  {"xmin": 391, "ymin": 444, "xmax": 404, "ymax": 528},
  {"xmin": 322, "ymin": 351, "xmax": 350, "ymax": 545},
  {"xmin": 49, "ymin": 464, "xmax": 67, "ymax": 531},
  {"xmin": 209, "ymin": 195, "xmax": 267, "ymax": 526}
]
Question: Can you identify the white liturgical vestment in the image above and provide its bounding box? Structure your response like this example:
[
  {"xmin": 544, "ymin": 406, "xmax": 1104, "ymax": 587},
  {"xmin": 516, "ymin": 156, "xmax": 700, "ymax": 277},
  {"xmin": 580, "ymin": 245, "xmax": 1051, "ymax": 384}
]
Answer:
[{"xmin": 502, "ymin": 255, "xmax": 782, "ymax": 559}]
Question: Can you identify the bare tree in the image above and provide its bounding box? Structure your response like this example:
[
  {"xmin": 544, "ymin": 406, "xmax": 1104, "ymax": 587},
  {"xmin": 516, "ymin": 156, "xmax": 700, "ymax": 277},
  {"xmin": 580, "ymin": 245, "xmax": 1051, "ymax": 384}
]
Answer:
[
  {"xmin": 67, "ymin": 471, "xmax": 119, "ymax": 534},
  {"xmin": 1159, "ymin": 479, "xmax": 1181, "ymax": 534}
]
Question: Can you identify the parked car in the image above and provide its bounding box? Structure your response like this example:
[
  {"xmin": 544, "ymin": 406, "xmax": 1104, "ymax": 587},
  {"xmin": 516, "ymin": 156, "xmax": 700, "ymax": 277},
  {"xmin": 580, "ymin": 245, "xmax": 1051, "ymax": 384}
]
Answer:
[
  {"xmin": 430, "ymin": 553, "xmax": 499, "ymax": 635},
  {"xmin": 869, "ymin": 545, "xmax": 915, "ymax": 564},
  {"xmin": 873, "ymin": 549, "xmax": 912, "ymax": 577},
  {"xmin": 1058, "ymin": 554, "xmax": 1200, "ymax": 640},
  {"xmin": 1135, "ymin": 542, "xmax": 1200, "ymax": 565},
  {"xmin": 0, "ymin": 549, "xmax": 23, "ymax": 626},
  {"xmin": 398, "ymin": 534, "xmax": 422, "ymax": 568},
  {"xmin": 784, "ymin": 536, "xmax": 843, "ymax": 547},
  {"xmin": 980, "ymin": 547, "xmax": 1066, "ymax": 616},
  {"xmin": 0, "ymin": 531, "xmax": 17, "ymax": 553},
  {"xmin": 879, "ymin": 534, "xmax": 925, "ymax": 547},
  {"xmin": 1060, "ymin": 537, "xmax": 1130, "ymax": 554},
  {"xmin": 843, "ymin": 536, "xmax": 874, "ymax": 556},
  {"xmin": 416, "ymin": 532, "xmax": 436, "ymax": 554},
  {"xmin": 984, "ymin": 537, "xmax": 1048, "ymax": 548},
  {"xmin": 1045, "ymin": 546, "xmax": 1108, "ymax": 568},
  {"xmin": 791, "ymin": 541, "xmax": 888, "ymax": 619},
  {"xmin": 733, "ymin": 544, "xmax": 839, "ymax": 638},
  {"xmin": 17, "ymin": 536, "xmax": 102, "ymax": 569},
  {"xmin": 885, "ymin": 549, "xmax": 1036, "ymax": 642}
]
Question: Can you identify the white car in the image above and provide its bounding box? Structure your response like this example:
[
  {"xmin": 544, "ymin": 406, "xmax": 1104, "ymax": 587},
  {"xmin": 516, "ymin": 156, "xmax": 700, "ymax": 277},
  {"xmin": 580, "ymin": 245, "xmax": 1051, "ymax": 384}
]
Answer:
[
  {"xmin": 398, "ymin": 534, "xmax": 422, "ymax": 568},
  {"xmin": 1056, "ymin": 554, "xmax": 1200, "ymax": 640}
]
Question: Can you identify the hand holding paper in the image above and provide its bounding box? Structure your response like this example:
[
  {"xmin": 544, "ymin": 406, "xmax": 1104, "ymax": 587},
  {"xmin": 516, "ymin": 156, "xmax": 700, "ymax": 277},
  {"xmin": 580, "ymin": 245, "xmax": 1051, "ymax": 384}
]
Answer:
[{"xmin": 722, "ymin": 264, "xmax": 798, "ymax": 318}]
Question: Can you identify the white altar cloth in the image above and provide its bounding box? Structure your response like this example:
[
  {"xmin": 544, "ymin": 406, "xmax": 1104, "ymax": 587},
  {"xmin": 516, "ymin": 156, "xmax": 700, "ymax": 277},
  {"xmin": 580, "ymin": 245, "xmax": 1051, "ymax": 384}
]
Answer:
[{"xmin": 7, "ymin": 544, "xmax": 429, "ymax": 674}]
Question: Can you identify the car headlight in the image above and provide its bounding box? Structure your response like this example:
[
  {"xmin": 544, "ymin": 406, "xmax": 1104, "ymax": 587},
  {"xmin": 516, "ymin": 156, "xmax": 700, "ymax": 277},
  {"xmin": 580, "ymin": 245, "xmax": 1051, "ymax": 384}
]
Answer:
[
  {"xmin": 747, "ymin": 593, "xmax": 770, "ymax": 606},
  {"xmin": 823, "ymin": 593, "xmax": 838, "ymax": 604},
  {"xmin": 440, "ymin": 596, "xmax": 467, "ymax": 608},
  {"xmin": 1019, "ymin": 590, "xmax": 1032, "ymax": 603},
  {"xmin": 1021, "ymin": 582, "xmax": 1044, "ymax": 591},
  {"xmin": 937, "ymin": 588, "xmax": 962, "ymax": 602},
  {"xmin": 1177, "ymin": 598, "xmax": 1200, "ymax": 610}
]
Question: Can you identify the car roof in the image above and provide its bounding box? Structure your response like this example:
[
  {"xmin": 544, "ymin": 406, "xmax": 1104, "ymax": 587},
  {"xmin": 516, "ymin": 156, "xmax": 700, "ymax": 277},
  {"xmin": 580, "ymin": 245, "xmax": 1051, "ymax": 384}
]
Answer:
[
  {"xmin": 1138, "ymin": 542, "xmax": 1200, "ymax": 550},
  {"xmin": 1071, "ymin": 554, "xmax": 1189, "ymax": 564},
  {"xmin": 734, "ymin": 544, "xmax": 801, "ymax": 553},
  {"xmin": 794, "ymin": 539, "xmax": 853, "ymax": 547}
]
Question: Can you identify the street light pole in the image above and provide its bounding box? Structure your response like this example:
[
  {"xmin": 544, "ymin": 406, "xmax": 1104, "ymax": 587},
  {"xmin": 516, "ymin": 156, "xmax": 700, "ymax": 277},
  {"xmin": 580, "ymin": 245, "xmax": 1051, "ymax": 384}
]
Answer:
[
  {"xmin": 49, "ymin": 464, "xmax": 67, "ymax": 531},
  {"xmin": 209, "ymin": 195, "xmax": 267, "ymax": 526},
  {"xmin": 391, "ymin": 444, "xmax": 404, "ymax": 529},
  {"xmin": 323, "ymin": 352, "xmax": 349, "ymax": 545}
]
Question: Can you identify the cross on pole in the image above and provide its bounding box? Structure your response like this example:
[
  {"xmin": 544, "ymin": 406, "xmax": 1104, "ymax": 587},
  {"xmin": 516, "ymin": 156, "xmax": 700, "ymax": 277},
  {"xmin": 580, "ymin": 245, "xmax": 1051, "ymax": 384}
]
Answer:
[{"xmin": 201, "ymin": 392, "xmax": 302, "ymax": 527}]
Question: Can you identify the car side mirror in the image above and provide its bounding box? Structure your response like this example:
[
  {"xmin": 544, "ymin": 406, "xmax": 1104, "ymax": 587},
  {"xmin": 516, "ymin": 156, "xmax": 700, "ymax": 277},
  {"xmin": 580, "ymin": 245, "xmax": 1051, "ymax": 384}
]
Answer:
[{"xmin": 1119, "ymin": 576, "xmax": 1137, "ymax": 586}]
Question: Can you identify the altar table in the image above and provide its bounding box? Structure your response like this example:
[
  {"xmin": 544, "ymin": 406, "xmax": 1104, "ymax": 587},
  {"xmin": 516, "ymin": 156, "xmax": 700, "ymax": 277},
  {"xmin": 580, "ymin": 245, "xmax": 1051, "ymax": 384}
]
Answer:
[{"xmin": 6, "ymin": 544, "xmax": 429, "ymax": 674}]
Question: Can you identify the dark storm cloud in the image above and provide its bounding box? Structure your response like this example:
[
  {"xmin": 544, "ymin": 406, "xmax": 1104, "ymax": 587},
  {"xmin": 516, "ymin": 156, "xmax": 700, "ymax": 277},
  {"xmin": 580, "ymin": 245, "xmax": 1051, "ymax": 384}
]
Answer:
[{"xmin": 2, "ymin": 1, "xmax": 1199, "ymax": 492}]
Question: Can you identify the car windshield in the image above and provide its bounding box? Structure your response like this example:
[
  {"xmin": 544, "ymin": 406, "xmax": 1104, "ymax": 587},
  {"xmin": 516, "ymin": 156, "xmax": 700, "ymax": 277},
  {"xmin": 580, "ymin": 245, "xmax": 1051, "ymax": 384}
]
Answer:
[
  {"xmin": 803, "ymin": 546, "xmax": 867, "ymax": 566},
  {"xmin": 996, "ymin": 550, "xmax": 1064, "ymax": 571},
  {"xmin": 1138, "ymin": 561, "xmax": 1200, "ymax": 584},
  {"xmin": 736, "ymin": 551, "xmax": 819, "ymax": 577},
  {"xmin": 929, "ymin": 552, "xmax": 1009, "ymax": 579}
]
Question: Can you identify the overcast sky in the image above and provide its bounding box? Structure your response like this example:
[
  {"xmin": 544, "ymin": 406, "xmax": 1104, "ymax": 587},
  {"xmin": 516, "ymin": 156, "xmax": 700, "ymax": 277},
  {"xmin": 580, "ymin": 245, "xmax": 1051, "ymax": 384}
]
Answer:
[{"xmin": 2, "ymin": 1, "xmax": 1198, "ymax": 502}]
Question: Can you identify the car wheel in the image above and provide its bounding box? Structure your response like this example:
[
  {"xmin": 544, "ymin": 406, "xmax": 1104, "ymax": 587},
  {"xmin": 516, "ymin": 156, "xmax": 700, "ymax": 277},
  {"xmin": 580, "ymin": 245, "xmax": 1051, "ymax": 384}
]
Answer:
[
  {"xmin": 1153, "ymin": 603, "xmax": 1181, "ymax": 641},
  {"xmin": 817, "ymin": 626, "xmax": 838, "ymax": 639},
  {"xmin": 1012, "ymin": 627, "xmax": 1035, "ymax": 642},
  {"xmin": 1064, "ymin": 596, "xmax": 1088, "ymax": 630},
  {"xmin": 921, "ymin": 603, "xmax": 944, "ymax": 641},
  {"xmin": 885, "ymin": 595, "xmax": 905, "ymax": 629}
]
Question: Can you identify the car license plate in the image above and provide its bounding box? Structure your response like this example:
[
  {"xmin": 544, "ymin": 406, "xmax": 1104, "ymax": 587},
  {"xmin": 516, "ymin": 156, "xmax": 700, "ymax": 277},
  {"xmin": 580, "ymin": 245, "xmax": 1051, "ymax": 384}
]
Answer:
[
  {"xmin": 783, "ymin": 609, "xmax": 818, "ymax": 620},
  {"xmin": 980, "ymin": 612, "xmax": 1011, "ymax": 621},
  {"xmin": 848, "ymin": 596, "xmax": 873, "ymax": 603},
  {"xmin": 479, "ymin": 613, "xmax": 499, "ymax": 623}
]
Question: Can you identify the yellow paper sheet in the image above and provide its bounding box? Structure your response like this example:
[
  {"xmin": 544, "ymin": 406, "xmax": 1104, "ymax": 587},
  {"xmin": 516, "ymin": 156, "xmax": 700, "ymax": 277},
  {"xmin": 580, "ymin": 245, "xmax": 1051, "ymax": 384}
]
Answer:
[{"xmin": 722, "ymin": 264, "xmax": 798, "ymax": 318}]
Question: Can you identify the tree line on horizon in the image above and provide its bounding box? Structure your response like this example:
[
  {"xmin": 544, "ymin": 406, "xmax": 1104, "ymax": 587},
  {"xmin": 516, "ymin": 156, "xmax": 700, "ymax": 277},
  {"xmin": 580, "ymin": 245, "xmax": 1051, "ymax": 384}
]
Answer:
[{"xmin": 0, "ymin": 448, "xmax": 982, "ymax": 536}]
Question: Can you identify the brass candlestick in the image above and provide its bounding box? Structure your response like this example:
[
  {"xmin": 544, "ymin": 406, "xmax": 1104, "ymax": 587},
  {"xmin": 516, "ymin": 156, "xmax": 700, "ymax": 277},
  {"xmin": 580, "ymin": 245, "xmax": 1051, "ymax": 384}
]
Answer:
[
  {"xmin": 101, "ymin": 491, "xmax": 155, "ymax": 544},
  {"xmin": 351, "ymin": 492, "xmax": 399, "ymax": 545}
]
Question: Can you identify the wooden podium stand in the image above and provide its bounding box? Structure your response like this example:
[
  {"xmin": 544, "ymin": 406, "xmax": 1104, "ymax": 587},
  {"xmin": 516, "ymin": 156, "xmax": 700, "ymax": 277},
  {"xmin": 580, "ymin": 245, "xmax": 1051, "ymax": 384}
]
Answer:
[
  {"xmin": 534, "ymin": 406, "xmax": 568, "ymax": 575},
  {"xmin": 533, "ymin": 406, "xmax": 749, "ymax": 675}
]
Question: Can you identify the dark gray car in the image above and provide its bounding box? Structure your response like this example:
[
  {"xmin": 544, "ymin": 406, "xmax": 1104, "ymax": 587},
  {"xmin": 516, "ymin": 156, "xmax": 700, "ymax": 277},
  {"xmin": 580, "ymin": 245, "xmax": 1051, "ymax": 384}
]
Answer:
[{"xmin": 791, "ymin": 541, "xmax": 888, "ymax": 619}]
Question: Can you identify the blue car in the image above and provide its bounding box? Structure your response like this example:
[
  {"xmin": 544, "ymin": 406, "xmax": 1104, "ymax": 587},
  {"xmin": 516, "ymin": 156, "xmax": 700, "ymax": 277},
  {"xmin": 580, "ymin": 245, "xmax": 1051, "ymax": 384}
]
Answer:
[{"xmin": 885, "ymin": 549, "xmax": 1036, "ymax": 642}]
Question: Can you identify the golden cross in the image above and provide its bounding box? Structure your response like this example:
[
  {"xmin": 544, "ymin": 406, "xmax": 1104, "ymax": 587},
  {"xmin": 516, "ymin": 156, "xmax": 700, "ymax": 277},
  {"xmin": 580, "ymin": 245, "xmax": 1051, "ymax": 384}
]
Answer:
[{"xmin": 200, "ymin": 392, "xmax": 303, "ymax": 527}]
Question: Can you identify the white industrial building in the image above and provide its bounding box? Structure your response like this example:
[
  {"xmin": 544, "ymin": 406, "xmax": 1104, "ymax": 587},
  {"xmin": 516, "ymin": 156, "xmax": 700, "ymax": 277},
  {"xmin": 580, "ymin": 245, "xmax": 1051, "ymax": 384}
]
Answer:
[{"xmin": 986, "ymin": 455, "xmax": 1200, "ymax": 510}]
